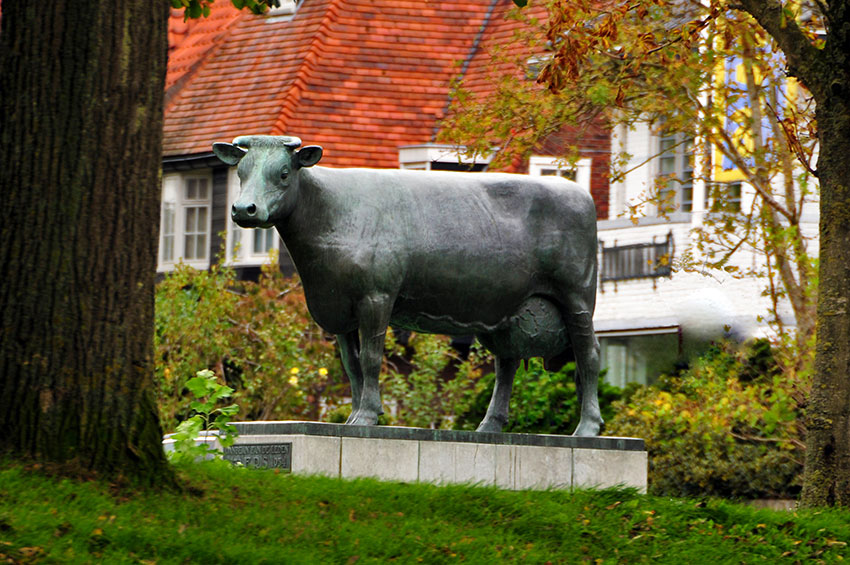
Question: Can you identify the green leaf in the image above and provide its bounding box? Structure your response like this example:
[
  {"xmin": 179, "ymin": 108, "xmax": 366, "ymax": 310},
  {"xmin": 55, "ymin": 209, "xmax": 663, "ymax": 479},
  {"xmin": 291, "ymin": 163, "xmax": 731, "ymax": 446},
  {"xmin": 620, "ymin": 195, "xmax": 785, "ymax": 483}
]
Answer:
[
  {"xmin": 209, "ymin": 385, "xmax": 235, "ymax": 404},
  {"xmin": 187, "ymin": 1, "xmax": 202, "ymax": 19},
  {"xmin": 186, "ymin": 375, "xmax": 215, "ymax": 398},
  {"xmin": 512, "ymin": 0, "xmax": 528, "ymax": 6},
  {"xmin": 190, "ymin": 400, "xmax": 212, "ymax": 414},
  {"xmin": 176, "ymin": 416, "xmax": 203, "ymax": 436}
]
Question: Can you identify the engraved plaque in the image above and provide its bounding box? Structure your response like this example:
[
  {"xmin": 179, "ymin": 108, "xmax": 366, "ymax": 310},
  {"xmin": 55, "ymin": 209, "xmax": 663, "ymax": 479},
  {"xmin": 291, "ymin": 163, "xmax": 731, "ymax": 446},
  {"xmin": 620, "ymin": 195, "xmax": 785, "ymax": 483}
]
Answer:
[{"xmin": 224, "ymin": 443, "xmax": 292, "ymax": 470}]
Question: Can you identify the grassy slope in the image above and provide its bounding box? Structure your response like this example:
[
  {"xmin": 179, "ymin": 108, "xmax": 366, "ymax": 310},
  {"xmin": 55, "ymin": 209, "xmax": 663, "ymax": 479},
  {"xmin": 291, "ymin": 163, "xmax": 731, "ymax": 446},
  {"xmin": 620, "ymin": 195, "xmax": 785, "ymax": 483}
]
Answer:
[{"xmin": 0, "ymin": 461, "xmax": 848, "ymax": 564}]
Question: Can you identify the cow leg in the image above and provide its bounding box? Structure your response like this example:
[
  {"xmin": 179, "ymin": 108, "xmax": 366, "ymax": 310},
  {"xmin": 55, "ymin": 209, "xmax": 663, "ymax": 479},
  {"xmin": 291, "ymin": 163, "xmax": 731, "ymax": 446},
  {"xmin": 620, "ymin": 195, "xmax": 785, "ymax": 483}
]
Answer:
[
  {"xmin": 348, "ymin": 293, "xmax": 392, "ymax": 426},
  {"xmin": 336, "ymin": 330, "xmax": 363, "ymax": 423},
  {"xmin": 476, "ymin": 356, "xmax": 521, "ymax": 433},
  {"xmin": 564, "ymin": 303, "xmax": 603, "ymax": 437}
]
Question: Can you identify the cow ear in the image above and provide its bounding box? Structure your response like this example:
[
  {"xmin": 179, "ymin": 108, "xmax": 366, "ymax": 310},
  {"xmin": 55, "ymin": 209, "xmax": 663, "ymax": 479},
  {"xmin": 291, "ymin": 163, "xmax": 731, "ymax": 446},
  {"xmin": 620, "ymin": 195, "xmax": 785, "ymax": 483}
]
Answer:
[
  {"xmin": 213, "ymin": 142, "xmax": 247, "ymax": 165},
  {"xmin": 295, "ymin": 145, "xmax": 323, "ymax": 168}
]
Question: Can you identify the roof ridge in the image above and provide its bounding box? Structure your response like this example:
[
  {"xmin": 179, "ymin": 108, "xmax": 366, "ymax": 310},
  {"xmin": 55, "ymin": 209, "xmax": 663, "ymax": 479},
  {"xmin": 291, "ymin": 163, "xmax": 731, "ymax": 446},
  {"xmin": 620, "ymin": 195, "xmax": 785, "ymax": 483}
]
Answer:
[{"xmin": 271, "ymin": 0, "xmax": 344, "ymax": 137}]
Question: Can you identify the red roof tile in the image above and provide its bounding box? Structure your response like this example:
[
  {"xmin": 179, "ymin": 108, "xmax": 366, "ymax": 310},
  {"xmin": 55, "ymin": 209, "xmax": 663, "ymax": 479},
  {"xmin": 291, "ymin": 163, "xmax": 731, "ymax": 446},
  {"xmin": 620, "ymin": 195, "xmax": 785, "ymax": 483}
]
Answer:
[
  {"xmin": 166, "ymin": 4, "xmax": 245, "ymax": 97},
  {"xmin": 164, "ymin": 0, "xmax": 495, "ymax": 167}
]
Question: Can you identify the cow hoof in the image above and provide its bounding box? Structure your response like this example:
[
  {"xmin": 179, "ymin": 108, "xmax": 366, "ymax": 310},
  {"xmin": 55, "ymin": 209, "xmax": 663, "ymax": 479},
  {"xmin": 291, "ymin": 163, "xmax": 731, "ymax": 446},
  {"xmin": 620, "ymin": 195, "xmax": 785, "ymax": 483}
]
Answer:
[
  {"xmin": 572, "ymin": 418, "xmax": 603, "ymax": 437},
  {"xmin": 347, "ymin": 410, "xmax": 378, "ymax": 426},
  {"xmin": 476, "ymin": 419, "xmax": 505, "ymax": 433}
]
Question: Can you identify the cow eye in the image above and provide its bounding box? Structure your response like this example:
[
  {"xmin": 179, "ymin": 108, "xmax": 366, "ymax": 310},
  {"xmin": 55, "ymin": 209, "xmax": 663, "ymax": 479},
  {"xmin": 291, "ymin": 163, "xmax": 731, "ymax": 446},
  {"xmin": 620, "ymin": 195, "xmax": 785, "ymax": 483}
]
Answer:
[{"xmin": 280, "ymin": 167, "xmax": 290, "ymax": 181}]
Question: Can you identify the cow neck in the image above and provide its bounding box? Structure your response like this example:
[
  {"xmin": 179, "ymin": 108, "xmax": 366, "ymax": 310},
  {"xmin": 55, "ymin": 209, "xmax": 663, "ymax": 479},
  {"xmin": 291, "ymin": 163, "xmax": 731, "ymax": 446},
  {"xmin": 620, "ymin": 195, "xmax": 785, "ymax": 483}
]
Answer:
[{"xmin": 276, "ymin": 166, "xmax": 330, "ymax": 261}]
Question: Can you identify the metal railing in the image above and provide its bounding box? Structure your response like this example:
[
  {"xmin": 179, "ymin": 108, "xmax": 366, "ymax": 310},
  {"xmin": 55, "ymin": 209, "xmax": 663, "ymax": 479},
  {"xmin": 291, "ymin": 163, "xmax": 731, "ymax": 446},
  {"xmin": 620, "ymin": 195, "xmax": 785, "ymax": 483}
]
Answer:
[{"xmin": 599, "ymin": 232, "xmax": 674, "ymax": 289}]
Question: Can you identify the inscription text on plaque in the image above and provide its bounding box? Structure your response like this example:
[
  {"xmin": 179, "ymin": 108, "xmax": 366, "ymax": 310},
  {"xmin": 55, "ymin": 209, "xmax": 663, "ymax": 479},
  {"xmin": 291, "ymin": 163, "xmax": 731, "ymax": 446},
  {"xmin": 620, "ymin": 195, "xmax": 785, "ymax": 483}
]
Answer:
[{"xmin": 224, "ymin": 443, "xmax": 292, "ymax": 470}]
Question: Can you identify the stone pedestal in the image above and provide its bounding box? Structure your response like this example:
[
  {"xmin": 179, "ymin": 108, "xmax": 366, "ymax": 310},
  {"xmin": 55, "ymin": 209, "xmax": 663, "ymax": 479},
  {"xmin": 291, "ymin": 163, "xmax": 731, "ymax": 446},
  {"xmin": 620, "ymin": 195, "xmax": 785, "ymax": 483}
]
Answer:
[{"xmin": 224, "ymin": 421, "xmax": 647, "ymax": 492}]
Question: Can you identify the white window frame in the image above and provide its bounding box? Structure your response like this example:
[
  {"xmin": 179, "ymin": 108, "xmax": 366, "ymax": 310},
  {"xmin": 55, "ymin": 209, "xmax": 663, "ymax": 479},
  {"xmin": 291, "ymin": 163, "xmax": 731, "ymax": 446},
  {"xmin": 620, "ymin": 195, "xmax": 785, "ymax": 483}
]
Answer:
[
  {"xmin": 225, "ymin": 167, "xmax": 280, "ymax": 266},
  {"xmin": 655, "ymin": 130, "xmax": 695, "ymax": 214},
  {"xmin": 528, "ymin": 155, "xmax": 592, "ymax": 192},
  {"xmin": 158, "ymin": 171, "xmax": 213, "ymax": 271}
]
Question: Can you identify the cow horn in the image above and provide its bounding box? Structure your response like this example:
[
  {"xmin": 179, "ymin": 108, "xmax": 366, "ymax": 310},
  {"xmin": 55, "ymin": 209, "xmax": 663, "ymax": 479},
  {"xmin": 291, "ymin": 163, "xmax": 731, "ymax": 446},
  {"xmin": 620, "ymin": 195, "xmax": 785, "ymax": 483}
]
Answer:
[{"xmin": 231, "ymin": 135, "xmax": 302, "ymax": 150}]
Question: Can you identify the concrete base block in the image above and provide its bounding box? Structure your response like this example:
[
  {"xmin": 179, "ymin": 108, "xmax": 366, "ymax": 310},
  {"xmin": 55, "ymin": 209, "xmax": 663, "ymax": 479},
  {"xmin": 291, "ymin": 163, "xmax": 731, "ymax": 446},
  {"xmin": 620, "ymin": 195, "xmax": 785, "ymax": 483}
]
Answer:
[
  {"xmin": 342, "ymin": 437, "xmax": 419, "ymax": 481},
  {"xmin": 419, "ymin": 441, "xmax": 496, "ymax": 486},
  {"xmin": 216, "ymin": 421, "xmax": 646, "ymax": 492},
  {"xmin": 496, "ymin": 444, "xmax": 573, "ymax": 490},
  {"xmin": 573, "ymin": 448, "xmax": 648, "ymax": 491}
]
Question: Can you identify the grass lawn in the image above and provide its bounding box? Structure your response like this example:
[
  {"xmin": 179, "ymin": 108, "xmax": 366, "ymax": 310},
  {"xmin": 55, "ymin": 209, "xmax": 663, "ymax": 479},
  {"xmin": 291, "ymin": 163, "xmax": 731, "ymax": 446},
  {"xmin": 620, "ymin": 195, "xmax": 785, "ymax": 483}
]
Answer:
[{"xmin": 0, "ymin": 460, "xmax": 848, "ymax": 564}]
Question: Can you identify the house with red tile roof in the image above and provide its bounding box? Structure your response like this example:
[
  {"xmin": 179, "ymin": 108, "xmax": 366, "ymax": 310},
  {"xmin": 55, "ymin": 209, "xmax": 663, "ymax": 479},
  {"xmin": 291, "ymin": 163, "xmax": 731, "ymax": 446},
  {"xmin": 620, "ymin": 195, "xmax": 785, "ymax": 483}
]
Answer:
[{"xmin": 160, "ymin": 0, "xmax": 611, "ymax": 279}]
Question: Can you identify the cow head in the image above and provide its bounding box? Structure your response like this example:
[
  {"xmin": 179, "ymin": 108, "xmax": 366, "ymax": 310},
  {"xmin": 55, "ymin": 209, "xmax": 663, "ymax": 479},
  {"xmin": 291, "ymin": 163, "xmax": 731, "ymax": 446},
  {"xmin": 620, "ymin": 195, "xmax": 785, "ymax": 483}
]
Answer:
[{"xmin": 212, "ymin": 135, "xmax": 323, "ymax": 228}]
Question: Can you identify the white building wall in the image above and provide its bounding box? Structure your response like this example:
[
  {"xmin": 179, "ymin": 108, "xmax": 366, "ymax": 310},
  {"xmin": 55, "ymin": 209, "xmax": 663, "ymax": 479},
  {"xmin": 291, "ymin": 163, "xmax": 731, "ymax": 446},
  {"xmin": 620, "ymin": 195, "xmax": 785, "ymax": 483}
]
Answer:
[
  {"xmin": 595, "ymin": 218, "xmax": 774, "ymax": 340},
  {"xmin": 598, "ymin": 120, "xmax": 819, "ymax": 384}
]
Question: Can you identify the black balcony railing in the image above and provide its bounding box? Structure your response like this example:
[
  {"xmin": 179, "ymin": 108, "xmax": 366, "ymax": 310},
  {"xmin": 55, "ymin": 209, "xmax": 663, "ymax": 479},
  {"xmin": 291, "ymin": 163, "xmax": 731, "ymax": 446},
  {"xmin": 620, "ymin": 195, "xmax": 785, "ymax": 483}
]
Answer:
[{"xmin": 599, "ymin": 232, "xmax": 674, "ymax": 290}]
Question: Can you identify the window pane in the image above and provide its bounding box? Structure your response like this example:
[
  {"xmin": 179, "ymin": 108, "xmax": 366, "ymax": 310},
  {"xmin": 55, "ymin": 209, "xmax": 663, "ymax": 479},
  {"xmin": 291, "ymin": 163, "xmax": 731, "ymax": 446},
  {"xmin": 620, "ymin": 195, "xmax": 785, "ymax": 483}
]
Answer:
[
  {"xmin": 185, "ymin": 207, "xmax": 196, "ymax": 232},
  {"xmin": 197, "ymin": 178, "xmax": 209, "ymax": 200},
  {"xmin": 681, "ymin": 183, "xmax": 693, "ymax": 212},
  {"xmin": 163, "ymin": 235, "xmax": 174, "ymax": 262},
  {"xmin": 186, "ymin": 179, "xmax": 197, "ymax": 200},
  {"xmin": 253, "ymin": 227, "xmax": 276, "ymax": 254},
  {"xmin": 196, "ymin": 234, "xmax": 207, "ymax": 259},
  {"xmin": 163, "ymin": 204, "xmax": 175, "ymax": 235},
  {"xmin": 656, "ymin": 129, "xmax": 695, "ymax": 214},
  {"xmin": 184, "ymin": 234, "xmax": 195, "ymax": 260},
  {"xmin": 600, "ymin": 333, "xmax": 679, "ymax": 387}
]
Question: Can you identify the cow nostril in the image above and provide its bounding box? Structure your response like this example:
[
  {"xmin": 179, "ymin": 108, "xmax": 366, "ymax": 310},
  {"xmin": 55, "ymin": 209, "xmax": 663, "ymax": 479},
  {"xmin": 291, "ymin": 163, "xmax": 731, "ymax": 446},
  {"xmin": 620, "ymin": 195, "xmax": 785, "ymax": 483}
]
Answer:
[{"xmin": 246, "ymin": 204, "xmax": 257, "ymax": 216}]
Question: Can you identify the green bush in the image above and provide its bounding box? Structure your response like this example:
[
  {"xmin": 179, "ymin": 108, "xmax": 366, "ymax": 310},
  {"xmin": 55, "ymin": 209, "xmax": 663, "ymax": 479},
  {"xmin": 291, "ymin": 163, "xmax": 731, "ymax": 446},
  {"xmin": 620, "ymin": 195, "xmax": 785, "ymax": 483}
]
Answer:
[
  {"xmin": 454, "ymin": 358, "xmax": 624, "ymax": 434},
  {"xmin": 380, "ymin": 332, "xmax": 492, "ymax": 428},
  {"xmin": 155, "ymin": 255, "xmax": 342, "ymax": 431},
  {"xmin": 605, "ymin": 340, "xmax": 805, "ymax": 499}
]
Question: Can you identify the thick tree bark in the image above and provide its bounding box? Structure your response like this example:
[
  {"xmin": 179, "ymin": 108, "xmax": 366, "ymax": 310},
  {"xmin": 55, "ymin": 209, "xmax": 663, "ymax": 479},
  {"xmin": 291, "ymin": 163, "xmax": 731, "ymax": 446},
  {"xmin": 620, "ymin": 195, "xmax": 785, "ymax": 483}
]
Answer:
[
  {"xmin": 0, "ymin": 1, "xmax": 174, "ymax": 486},
  {"xmin": 737, "ymin": 0, "xmax": 850, "ymax": 507},
  {"xmin": 800, "ymin": 93, "xmax": 850, "ymax": 506}
]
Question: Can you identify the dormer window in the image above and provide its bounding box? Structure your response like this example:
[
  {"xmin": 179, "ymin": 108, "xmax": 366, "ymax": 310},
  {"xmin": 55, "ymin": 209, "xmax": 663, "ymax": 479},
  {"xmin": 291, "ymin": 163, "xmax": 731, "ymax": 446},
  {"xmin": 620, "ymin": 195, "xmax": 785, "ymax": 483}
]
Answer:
[
  {"xmin": 265, "ymin": 0, "xmax": 298, "ymax": 19},
  {"xmin": 398, "ymin": 144, "xmax": 489, "ymax": 172},
  {"xmin": 529, "ymin": 155, "xmax": 592, "ymax": 192}
]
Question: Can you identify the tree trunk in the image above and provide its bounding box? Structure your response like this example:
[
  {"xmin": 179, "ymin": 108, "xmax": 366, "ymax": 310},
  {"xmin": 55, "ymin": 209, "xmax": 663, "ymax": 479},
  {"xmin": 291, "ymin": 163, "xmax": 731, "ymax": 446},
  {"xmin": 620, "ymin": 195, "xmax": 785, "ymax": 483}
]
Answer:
[
  {"xmin": 800, "ymin": 90, "xmax": 850, "ymax": 506},
  {"xmin": 0, "ymin": 1, "xmax": 174, "ymax": 486}
]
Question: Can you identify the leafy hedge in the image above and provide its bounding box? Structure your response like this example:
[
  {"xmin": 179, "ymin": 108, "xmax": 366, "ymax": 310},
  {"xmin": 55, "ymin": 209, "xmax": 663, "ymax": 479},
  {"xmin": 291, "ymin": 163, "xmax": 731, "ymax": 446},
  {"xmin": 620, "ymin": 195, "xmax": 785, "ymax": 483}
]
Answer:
[
  {"xmin": 155, "ymin": 256, "xmax": 343, "ymax": 430},
  {"xmin": 605, "ymin": 340, "xmax": 806, "ymax": 499}
]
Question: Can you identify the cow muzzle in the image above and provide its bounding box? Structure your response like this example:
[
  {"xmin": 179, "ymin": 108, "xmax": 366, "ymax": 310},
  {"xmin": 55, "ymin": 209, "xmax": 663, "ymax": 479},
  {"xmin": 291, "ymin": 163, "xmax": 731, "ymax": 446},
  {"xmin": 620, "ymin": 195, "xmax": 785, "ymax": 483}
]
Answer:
[{"xmin": 231, "ymin": 200, "xmax": 269, "ymax": 227}]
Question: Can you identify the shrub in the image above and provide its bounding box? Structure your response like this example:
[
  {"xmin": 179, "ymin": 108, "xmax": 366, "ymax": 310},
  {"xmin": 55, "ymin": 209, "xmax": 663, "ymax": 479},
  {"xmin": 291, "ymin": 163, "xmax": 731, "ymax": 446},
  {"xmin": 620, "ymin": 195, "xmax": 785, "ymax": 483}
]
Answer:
[
  {"xmin": 379, "ymin": 332, "xmax": 493, "ymax": 428},
  {"xmin": 155, "ymin": 254, "xmax": 342, "ymax": 431},
  {"xmin": 605, "ymin": 340, "xmax": 805, "ymax": 499},
  {"xmin": 453, "ymin": 358, "xmax": 624, "ymax": 435}
]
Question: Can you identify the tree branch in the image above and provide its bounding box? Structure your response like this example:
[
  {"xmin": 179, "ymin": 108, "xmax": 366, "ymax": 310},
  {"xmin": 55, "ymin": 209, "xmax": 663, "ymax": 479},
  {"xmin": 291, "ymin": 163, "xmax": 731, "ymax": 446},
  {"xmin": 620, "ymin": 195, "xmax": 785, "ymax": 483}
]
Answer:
[{"xmin": 733, "ymin": 0, "xmax": 823, "ymax": 92}]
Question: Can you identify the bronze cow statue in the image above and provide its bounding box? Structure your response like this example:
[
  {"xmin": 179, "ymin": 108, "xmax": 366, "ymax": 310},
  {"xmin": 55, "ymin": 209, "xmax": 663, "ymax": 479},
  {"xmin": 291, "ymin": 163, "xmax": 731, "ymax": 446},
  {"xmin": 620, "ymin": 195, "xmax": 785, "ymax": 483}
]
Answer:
[{"xmin": 214, "ymin": 135, "xmax": 602, "ymax": 435}]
